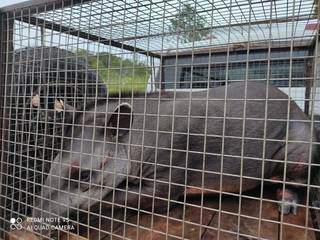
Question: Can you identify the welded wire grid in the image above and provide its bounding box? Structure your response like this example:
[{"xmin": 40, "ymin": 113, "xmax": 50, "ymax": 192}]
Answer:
[{"xmin": 0, "ymin": 0, "xmax": 319, "ymax": 239}]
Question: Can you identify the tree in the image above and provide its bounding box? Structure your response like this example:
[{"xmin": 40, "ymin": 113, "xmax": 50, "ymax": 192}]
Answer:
[{"xmin": 169, "ymin": 3, "xmax": 210, "ymax": 43}]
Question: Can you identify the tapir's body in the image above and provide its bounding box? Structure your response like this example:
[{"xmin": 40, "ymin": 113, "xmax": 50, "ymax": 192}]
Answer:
[
  {"xmin": 32, "ymin": 81, "xmax": 318, "ymax": 238},
  {"xmin": 125, "ymin": 82, "xmax": 313, "ymax": 192}
]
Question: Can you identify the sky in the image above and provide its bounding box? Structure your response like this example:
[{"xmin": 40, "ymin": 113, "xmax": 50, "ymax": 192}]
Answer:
[{"xmin": 0, "ymin": 0, "xmax": 28, "ymax": 8}]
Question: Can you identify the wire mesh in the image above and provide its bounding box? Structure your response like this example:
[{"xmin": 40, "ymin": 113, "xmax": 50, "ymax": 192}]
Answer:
[{"xmin": 0, "ymin": 0, "xmax": 319, "ymax": 239}]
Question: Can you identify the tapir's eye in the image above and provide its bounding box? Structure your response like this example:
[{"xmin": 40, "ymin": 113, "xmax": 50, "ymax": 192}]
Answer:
[{"xmin": 80, "ymin": 170, "xmax": 91, "ymax": 182}]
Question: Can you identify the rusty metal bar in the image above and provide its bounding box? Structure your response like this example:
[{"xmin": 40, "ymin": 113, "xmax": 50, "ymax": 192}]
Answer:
[
  {"xmin": 0, "ymin": 12, "xmax": 13, "ymax": 238},
  {"xmin": 0, "ymin": 0, "xmax": 92, "ymax": 15}
]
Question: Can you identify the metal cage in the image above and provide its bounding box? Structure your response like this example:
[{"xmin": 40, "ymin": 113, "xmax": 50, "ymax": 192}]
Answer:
[{"xmin": 0, "ymin": 0, "xmax": 319, "ymax": 239}]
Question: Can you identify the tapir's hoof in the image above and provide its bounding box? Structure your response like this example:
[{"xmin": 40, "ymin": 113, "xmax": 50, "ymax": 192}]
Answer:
[
  {"xmin": 278, "ymin": 200, "xmax": 298, "ymax": 215},
  {"xmin": 276, "ymin": 188, "xmax": 299, "ymax": 215}
]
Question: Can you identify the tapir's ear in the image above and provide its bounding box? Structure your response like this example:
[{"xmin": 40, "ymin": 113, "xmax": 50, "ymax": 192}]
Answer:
[{"xmin": 107, "ymin": 103, "xmax": 133, "ymax": 137}]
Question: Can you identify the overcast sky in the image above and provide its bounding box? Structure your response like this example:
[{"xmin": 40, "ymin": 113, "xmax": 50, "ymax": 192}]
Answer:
[{"xmin": 0, "ymin": 0, "xmax": 27, "ymax": 8}]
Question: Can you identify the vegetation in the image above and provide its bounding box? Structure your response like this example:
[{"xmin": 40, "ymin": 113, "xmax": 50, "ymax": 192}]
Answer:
[
  {"xmin": 78, "ymin": 50, "xmax": 151, "ymax": 93},
  {"xmin": 169, "ymin": 3, "xmax": 210, "ymax": 43}
]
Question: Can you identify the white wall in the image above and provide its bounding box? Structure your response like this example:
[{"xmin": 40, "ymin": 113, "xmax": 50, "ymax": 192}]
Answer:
[
  {"xmin": 279, "ymin": 87, "xmax": 306, "ymax": 113},
  {"xmin": 309, "ymin": 87, "xmax": 320, "ymax": 116}
]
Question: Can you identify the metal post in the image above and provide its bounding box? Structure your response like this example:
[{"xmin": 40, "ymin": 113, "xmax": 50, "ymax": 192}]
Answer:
[
  {"xmin": 0, "ymin": 11, "xmax": 13, "ymax": 238},
  {"xmin": 305, "ymin": 58, "xmax": 313, "ymax": 115},
  {"xmin": 40, "ymin": 25, "xmax": 45, "ymax": 47}
]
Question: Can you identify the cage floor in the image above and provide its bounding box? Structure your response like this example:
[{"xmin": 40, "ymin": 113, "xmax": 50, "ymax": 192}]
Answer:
[
  {"xmin": 108, "ymin": 186, "xmax": 316, "ymax": 240},
  {"xmin": 6, "ymin": 187, "xmax": 317, "ymax": 240}
]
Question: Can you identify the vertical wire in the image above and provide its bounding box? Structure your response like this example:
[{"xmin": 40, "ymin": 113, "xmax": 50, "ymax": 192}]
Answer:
[
  {"xmin": 110, "ymin": 0, "xmax": 128, "ymax": 238},
  {"xmin": 140, "ymin": 1, "xmax": 154, "ymax": 235},
  {"xmin": 86, "ymin": 1, "xmax": 95, "ymax": 239},
  {"xmin": 217, "ymin": 0, "xmax": 233, "ymax": 238},
  {"xmin": 64, "ymin": 1, "xmax": 75, "ymax": 238},
  {"xmin": 303, "ymin": 4, "xmax": 319, "ymax": 239},
  {"xmin": 53, "ymin": 16, "xmax": 63, "ymax": 240},
  {"xmin": 38, "ymin": 5, "xmax": 54, "ymax": 232},
  {"xmin": 16, "ymin": 8, "xmax": 27, "ymax": 219},
  {"xmin": 164, "ymin": 0, "xmax": 180, "ymax": 238},
  {"xmin": 257, "ymin": 0, "xmax": 273, "ymax": 238},
  {"xmin": 50, "ymin": 5, "xmax": 61, "ymax": 234},
  {"xmin": 174, "ymin": 1, "xmax": 187, "ymax": 239},
  {"xmin": 99, "ymin": 1, "xmax": 116, "ymax": 234},
  {"xmin": 81, "ymin": 0, "xmax": 93, "ymax": 235},
  {"xmin": 27, "ymin": 6, "xmax": 38, "ymax": 225},
  {"xmin": 51, "ymin": 1, "xmax": 65, "ymax": 236},
  {"xmin": 129, "ymin": 0, "xmax": 147, "ymax": 239},
  {"xmin": 16, "ymin": 10, "xmax": 28, "ymax": 219},
  {"xmin": 94, "ymin": 1, "xmax": 104, "ymax": 239},
  {"xmin": 101, "ymin": 0, "xmax": 114, "ymax": 237},
  {"xmin": 74, "ymin": 0, "xmax": 86, "ymax": 235},
  {"xmin": 98, "ymin": 1, "xmax": 113, "ymax": 237},
  {"xmin": 198, "ymin": 0, "xmax": 216, "ymax": 238},
  {"xmin": 32, "ymin": 4, "xmax": 48, "ymax": 235},
  {"xmin": 9, "ymin": 8, "xmax": 22, "ymax": 222},
  {"xmin": 150, "ymin": 1, "xmax": 167, "ymax": 238},
  {"xmin": 236, "ymin": 0, "xmax": 252, "ymax": 238},
  {"xmin": 18, "ymin": 7, "xmax": 29, "ymax": 221},
  {"xmin": 279, "ymin": 0, "xmax": 297, "ymax": 239},
  {"xmin": 37, "ymin": 3, "xmax": 49, "ymax": 228}
]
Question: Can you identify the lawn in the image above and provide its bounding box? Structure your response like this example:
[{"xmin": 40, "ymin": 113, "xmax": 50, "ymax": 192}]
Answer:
[{"xmin": 79, "ymin": 50, "xmax": 151, "ymax": 93}]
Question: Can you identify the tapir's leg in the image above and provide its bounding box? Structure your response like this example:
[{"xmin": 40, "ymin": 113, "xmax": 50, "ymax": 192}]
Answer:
[
  {"xmin": 271, "ymin": 122, "xmax": 316, "ymax": 215},
  {"xmin": 276, "ymin": 188, "xmax": 299, "ymax": 215}
]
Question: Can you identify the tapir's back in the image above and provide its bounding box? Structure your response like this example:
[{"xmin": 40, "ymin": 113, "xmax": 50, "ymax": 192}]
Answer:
[
  {"xmin": 174, "ymin": 81, "xmax": 307, "ymax": 119},
  {"xmin": 130, "ymin": 81, "xmax": 307, "ymax": 136},
  {"xmin": 128, "ymin": 81, "xmax": 306, "ymax": 119}
]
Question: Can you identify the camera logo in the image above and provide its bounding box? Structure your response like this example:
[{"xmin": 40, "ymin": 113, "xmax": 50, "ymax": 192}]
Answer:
[{"xmin": 10, "ymin": 218, "xmax": 23, "ymax": 230}]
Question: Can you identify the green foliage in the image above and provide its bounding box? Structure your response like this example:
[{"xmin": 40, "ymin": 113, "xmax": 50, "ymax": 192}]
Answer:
[
  {"xmin": 169, "ymin": 3, "xmax": 210, "ymax": 43},
  {"xmin": 77, "ymin": 50, "xmax": 150, "ymax": 93}
]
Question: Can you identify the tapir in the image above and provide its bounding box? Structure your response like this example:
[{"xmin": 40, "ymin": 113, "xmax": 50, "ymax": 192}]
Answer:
[{"xmin": 31, "ymin": 81, "xmax": 318, "ymax": 238}]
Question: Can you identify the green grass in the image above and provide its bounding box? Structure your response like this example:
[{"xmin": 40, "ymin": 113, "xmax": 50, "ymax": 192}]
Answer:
[{"xmin": 78, "ymin": 50, "xmax": 150, "ymax": 94}]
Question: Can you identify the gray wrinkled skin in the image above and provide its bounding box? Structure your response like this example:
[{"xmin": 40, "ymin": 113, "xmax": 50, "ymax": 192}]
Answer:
[{"xmin": 32, "ymin": 81, "xmax": 318, "ymax": 237}]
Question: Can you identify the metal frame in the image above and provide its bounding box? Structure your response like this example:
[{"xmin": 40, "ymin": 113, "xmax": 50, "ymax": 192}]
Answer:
[{"xmin": 0, "ymin": 0, "xmax": 319, "ymax": 239}]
